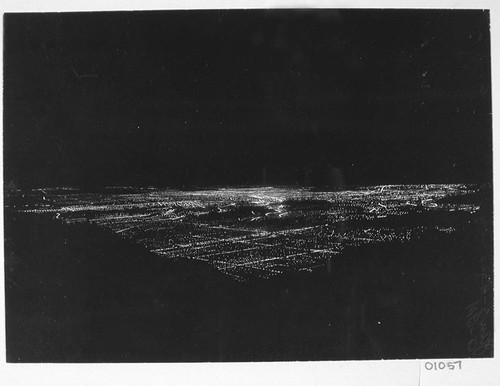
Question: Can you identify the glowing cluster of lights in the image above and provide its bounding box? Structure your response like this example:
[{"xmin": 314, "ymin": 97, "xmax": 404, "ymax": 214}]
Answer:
[{"xmin": 8, "ymin": 184, "xmax": 481, "ymax": 281}]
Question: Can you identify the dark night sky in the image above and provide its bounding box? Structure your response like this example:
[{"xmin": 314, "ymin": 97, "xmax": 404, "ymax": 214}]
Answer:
[{"xmin": 3, "ymin": 9, "xmax": 492, "ymax": 189}]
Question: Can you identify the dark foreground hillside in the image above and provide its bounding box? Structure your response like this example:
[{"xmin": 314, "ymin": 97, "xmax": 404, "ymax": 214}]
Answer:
[{"xmin": 4, "ymin": 190, "xmax": 493, "ymax": 362}]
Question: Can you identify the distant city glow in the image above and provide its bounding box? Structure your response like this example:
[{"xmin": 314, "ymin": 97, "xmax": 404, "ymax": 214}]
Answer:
[{"xmin": 10, "ymin": 184, "xmax": 480, "ymax": 281}]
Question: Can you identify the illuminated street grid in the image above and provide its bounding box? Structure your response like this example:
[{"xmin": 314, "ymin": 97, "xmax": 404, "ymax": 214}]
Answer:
[{"xmin": 11, "ymin": 184, "xmax": 481, "ymax": 281}]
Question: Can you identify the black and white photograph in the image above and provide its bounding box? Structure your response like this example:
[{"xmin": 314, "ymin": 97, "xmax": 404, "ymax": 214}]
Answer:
[{"xmin": 1, "ymin": 3, "xmax": 496, "ymax": 381}]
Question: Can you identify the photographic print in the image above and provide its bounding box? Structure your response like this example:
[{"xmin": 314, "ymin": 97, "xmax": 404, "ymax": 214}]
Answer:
[{"xmin": 3, "ymin": 9, "xmax": 493, "ymax": 362}]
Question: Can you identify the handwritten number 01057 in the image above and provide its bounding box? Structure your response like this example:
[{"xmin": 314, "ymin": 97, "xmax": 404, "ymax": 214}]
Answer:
[{"xmin": 424, "ymin": 361, "xmax": 462, "ymax": 370}]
